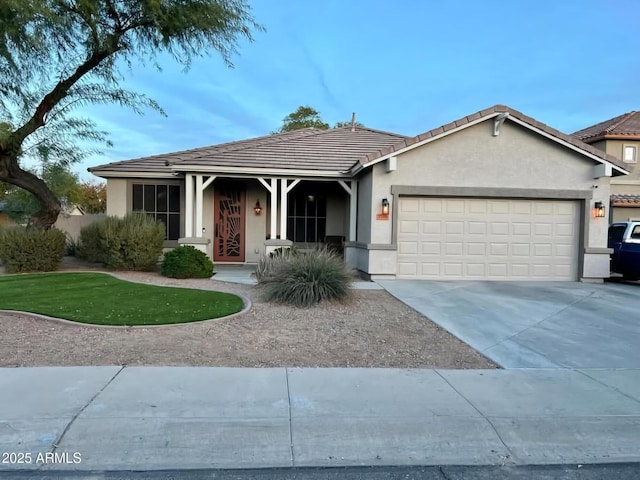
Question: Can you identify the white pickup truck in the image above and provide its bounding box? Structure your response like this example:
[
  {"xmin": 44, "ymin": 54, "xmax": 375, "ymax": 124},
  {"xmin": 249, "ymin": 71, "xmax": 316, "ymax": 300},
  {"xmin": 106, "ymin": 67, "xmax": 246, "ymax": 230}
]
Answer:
[{"xmin": 608, "ymin": 221, "xmax": 640, "ymax": 280}]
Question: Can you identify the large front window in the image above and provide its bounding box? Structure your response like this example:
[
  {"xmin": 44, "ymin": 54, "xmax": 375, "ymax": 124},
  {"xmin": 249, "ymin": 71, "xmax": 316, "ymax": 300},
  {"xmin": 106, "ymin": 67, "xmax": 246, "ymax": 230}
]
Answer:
[
  {"xmin": 132, "ymin": 184, "xmax": 181, "ymax": 240},
  {"xmin": 287, "ymin": 193, "xmax": 326, "ymax": 242}
]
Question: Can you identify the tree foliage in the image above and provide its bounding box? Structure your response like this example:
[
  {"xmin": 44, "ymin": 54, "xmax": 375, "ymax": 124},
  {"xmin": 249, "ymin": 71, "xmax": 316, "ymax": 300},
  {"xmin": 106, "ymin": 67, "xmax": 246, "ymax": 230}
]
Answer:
[
  {"xmin": 334, "ymin": 120, "xmax": 364, "ymax": 128},
  {"xmin": 0, "ymin": 166, "xmax": 106, "ymax": 221},
  {"xmin": 276, "ymin": 106, "xmax": 330, "ymax": 133},
  {"xmin": 0, "ymin": 0, "xmax": 262, "ymax": 228},
  {"xmin": 276, "ymin": 106, "xmax": 365, "ymax": 133}
]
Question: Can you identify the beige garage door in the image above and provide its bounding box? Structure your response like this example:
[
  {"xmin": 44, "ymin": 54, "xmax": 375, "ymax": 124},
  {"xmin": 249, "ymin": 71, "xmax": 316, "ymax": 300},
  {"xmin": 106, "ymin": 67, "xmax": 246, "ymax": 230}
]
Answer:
[{"xmin": 396, "ymin": 197, "xmax": 580, "ymax": 280}]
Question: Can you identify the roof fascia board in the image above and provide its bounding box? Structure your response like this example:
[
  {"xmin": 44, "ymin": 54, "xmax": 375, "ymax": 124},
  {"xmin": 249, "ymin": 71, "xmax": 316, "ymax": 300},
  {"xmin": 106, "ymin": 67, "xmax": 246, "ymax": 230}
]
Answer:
[
  {"xmin": 89, "ymin": 171, "xmax": 177, "ymax": 179},
  {"xmin": 583, "ymin": 134, "xmax": 640, "ymax": 143},
  {"xmin": 351, "ymin": 114, "xmax": 497, "ymax": 174},
  {"xmin": 171, "ymin": 165, "xmax": 352, "ymax": 178},
  {"xmin": 507, "ymin": 117, "xmax": 630, "ymax": 175}
]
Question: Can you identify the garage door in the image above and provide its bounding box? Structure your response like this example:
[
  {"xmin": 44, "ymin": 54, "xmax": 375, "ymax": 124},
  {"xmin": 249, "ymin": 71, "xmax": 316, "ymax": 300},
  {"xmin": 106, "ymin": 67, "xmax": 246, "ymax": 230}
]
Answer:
[{"xmin": 396, "ymin": 198, "xmax": 580, "ymax": 280}]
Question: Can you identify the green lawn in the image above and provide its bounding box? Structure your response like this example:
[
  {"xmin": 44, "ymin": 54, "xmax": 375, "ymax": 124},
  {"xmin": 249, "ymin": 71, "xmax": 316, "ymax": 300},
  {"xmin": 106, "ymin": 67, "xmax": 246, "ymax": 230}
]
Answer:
[{"xmin": 0, "ymin": 272, "xmax": 245, "ymax": 326}]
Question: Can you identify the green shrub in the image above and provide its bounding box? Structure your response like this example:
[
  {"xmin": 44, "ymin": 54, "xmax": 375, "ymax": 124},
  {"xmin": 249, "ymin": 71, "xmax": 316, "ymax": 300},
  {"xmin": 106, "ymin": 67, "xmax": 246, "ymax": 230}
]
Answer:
[
  {"xmin": 0, "ymin": 226, "xmax": 66, "ymax": 273},
  {"xmin": 258, "ymin": 247, "xmax": 354, "ymax": 307},
  {"xmin": 65, "ymin": 235, "xmax": 79, "ymax": 257},
  {"xmin": 256, "ymin": 247, "xmax": 296, "ymax": 282},
  {"xmin": 162, "ymin": 246, "xmax": 214, "ymax": 279},
  {"xmin": 78, "ymin": 212, "xmax": 164, "ymax": 271}
]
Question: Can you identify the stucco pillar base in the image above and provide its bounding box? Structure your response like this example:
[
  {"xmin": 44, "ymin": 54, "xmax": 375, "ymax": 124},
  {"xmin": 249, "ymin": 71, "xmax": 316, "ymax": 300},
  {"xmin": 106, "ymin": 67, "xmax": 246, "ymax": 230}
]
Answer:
[
  {"xmin": 179, "ymin": 237, "xmax": 211, "ymax": 255},
  {"xmin": 264, "ymin": 239, "xmax": 293, "ymax": 256},
  {"xmin": 581, "ymin": 249, "xmax": 613, "ymax": 283}
]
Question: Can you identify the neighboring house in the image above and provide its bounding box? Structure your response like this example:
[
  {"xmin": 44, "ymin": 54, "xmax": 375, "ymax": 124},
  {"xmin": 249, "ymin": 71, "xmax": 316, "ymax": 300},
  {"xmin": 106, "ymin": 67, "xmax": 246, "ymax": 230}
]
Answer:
[
  {"xmin": 66, "ymin": 205, "xmax": 86, "ymax": 216},
  {"xmin": 572, "ymin": 111, "xmax": 640, "ymax": 223},
  {"xmin": 89, "ymin": 105, "xmax": 630, "ymax": 282}
]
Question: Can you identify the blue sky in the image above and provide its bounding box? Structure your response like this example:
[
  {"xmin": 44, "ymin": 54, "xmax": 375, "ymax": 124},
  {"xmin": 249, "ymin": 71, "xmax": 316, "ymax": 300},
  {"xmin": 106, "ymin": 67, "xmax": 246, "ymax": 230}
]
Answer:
[{"xmin": 79, "ymin": 0, "xmax": 639, "ymax": 180}]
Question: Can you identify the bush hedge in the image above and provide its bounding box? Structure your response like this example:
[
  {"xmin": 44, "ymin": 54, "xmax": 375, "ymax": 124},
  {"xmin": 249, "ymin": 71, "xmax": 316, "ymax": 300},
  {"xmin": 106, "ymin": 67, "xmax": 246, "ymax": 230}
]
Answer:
[
  {"xmin": 257, "ymin": 247, "xmax": 353, "ymax": 307},
  {"xmin": 0, "ymin": 226, "xmax": 66, "ymax": 273},
  {"xmin": 161, "ymin": 246, "xmax": 214, "ymax": 279},
  {"xmin": 78, "ymin": 212, "xmax": 164, "ymax": 271}
]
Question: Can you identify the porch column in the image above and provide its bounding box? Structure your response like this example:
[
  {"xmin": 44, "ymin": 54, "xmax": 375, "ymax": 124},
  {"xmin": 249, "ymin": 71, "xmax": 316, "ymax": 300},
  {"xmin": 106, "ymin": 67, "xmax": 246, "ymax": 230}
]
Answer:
[
  {"xmin": 195, "ymin": 175, "xmax": 216, "ymax": 238},
  {"xmin": 185, "ymin": 174, "xmax": 194, "ymax": 237},
  {"xmin": 338, "ymin": 180, "xmax": 358, "ymax": 241},
  {"xmin": 195, "ymin": 175, "xmax": 203, "ymax": 237},
  {"xmin": 280, "ymin": 179, "xmax": 300, "ymax": 240},
  {"xmin": 257, "ymin": 177, "xmax": 278, "ymax": 239}
]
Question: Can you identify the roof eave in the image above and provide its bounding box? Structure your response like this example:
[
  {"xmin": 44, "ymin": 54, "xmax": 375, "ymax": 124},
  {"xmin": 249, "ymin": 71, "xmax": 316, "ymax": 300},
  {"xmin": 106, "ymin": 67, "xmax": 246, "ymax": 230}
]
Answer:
[
  {"xmin": 581, "ymin": 133, "xmax": 640, "ymax": 143},
  {"xmin": 172, "ymin": 164, "xmax": 353, "ymax": 178},
  {"xmin": 88, "ymin": 170, "xmax": 178, "ymax": 179}
]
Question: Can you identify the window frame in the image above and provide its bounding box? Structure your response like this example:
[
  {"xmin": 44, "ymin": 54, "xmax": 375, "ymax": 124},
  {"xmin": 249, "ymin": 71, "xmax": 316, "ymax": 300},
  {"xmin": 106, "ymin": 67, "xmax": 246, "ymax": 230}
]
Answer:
[
  {"xmin": 622, "ymin": 144, "xmax": 637, "ymax": 164},
  {"xmin": 286, "ymin": 192, "xmax": 327, "ymax": 243},
  {"xmin": 130, "ymin": 181, "xmax": 183, "ymax": 243}
]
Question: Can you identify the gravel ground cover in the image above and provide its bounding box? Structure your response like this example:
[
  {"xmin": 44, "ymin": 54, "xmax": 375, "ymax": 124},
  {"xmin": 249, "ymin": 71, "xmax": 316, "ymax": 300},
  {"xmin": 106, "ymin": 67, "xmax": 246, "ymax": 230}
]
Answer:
[{"xmin": 0, "ymin": 258, "xmax": 497, "ymax": 369}]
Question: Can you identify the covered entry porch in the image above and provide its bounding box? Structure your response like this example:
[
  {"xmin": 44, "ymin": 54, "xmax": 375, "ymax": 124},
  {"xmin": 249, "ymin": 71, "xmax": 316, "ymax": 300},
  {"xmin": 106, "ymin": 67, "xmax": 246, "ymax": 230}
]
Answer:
[{"xmin": 180, "ymin": 174, "xmax": 358, "ymax": 262}]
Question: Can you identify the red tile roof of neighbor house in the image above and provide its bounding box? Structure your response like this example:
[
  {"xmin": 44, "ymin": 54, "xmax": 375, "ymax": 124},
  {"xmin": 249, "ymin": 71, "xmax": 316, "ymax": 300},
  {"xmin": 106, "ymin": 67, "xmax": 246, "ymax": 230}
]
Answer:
[
  {"xmin": 611, "ymin": 194, "xmax": 640, "ymax": 207},
  {"xmin": 89, "ymin": 105, "xmax": 630, "ymax": 176},
  {"xmin": 572, "ymin": 111, "xmax": 640, "ymax": 143}
]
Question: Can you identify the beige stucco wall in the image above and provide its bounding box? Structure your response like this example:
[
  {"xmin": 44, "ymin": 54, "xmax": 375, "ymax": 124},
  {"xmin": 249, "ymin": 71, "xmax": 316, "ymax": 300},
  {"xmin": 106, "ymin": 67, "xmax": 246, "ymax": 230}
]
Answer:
[
  {"xmin": 612, "ymin": 207, "xmax": 640, "ymax": 223},
  {"xmin": 356, "ymin": 171, "xmax": 373, "ymax": 244},
  {"xmin": 359, "ymin": 119, "xmax": 612, "ymax": 280},
  {"xmin": 245, "ymin": 181, "xmax": 267, "ymax": 262},
  {"xmin": 105, "ymin": 178, "xmax": 127, "ymax": 216},
  {"xmin": 54, "ymin": 214, "xmax": 105, "ymax": 241},
  {"xmin": 594, "ymin": 140, "xmax": 640, "ymax": 184}
]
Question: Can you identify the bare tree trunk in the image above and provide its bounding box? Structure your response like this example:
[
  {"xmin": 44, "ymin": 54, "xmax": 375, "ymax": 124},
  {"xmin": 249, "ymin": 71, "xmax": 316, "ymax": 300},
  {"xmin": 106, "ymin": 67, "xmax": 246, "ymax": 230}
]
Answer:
[{"xmin": 0, "ymin": 151, "xmax": 61, "ymax": 229}]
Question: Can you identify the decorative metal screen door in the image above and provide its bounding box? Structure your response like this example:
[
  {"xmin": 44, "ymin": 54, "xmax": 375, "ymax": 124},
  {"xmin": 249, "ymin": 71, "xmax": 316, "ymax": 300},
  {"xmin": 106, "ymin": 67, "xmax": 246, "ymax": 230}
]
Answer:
[{"xmin": 214, "ymin": 186, "xmax": 245, "ymax": 262}]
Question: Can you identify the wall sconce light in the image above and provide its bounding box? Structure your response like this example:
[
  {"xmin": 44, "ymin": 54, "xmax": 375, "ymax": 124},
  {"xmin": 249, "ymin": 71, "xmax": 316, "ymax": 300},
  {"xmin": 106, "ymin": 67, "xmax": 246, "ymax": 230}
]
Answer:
[
  {"xmin": 254, "ymin": 200, "xmax": 262, "ymax": 215},
  {"xmin": 381, "ymin": 198, "xmax": 389, "ymax": 215},
  {"xmin": 594, "ymin": 201, "xmax": 605, "ymax": 218}
]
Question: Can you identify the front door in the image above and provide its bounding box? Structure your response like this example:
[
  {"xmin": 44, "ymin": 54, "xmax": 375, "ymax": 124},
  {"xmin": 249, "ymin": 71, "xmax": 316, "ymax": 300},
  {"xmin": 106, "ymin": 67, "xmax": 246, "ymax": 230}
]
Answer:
[{"xmin": 214, "ymin": 185, "xmax": 245, "ymax": 262}]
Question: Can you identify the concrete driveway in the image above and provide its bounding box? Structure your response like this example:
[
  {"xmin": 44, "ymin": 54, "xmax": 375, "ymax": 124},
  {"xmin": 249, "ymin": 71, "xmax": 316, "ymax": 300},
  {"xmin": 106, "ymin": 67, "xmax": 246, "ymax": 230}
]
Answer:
[{"xmin": 376, "ymin": 280, "xmax": 640, "ymax": 369}]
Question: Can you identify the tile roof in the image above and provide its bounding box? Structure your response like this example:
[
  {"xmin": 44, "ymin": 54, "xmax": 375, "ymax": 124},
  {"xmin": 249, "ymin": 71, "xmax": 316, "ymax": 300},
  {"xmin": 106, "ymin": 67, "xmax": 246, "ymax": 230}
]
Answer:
[
  {"xmin": 611, "ymin": 194, "xmax": 640, "ymax": 207},
  {"xmin": 572, "ymin": 111, "xmax": 640, "ymax": 142},
  {"xmin": 89, "ymin": 127, "xmax": 408, "ymax": 175},
  {"xmin": 356, "ymin": 105, "xmax": 629, "ymax": 173},
  {"xmin": 89, "ymin": 105, "xmax": 630, "ymax": 177}
]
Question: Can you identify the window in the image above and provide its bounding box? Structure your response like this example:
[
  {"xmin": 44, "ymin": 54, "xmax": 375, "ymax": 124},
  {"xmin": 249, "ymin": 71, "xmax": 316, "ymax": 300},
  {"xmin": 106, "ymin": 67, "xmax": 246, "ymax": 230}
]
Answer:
[
  {"xmin": 631, "ymin": 225, "xmax": 640, "ymax": 239},
  {"xmin": 608, "ymin": 225, "xmax": 627, "ymax": 244},
  {"xmin": 132, "ymin": 184, "xmax": 181, "ymax": 240},
  {"xmin": 287, "ymin": 193, "xmax": 326, "ymax": 242},
  {"xmin": 623, "ymin": 145, "xmax": 637, "ymax": 163}
]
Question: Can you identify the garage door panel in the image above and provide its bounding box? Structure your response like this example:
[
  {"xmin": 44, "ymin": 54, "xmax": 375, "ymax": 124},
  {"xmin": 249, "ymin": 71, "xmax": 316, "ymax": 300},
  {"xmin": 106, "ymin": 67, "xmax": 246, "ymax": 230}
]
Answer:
[
  {"xmin": 466, "ymin": 263, "xmax": 486, "ymax": 276},
  {"xmin": 491, "ymin": 223, "xmax": 509, "ymax": 235},
  {"xmin": 512, "ymin": 223, "xmax": 531, "ymax": 235},
  {"xmin": 399, "ymin": 220, "xmax": 419, "ymax": 234},
  {"xmin": 397, "ymin": 262, "xmax": 418, "ymax": 276},
  {"xmin": 555, "ymin": 223, "xmax": 574, "ymax": 236},
  {"xmin": 490, "ymin": 201, "xmax": 510, "ymax": 214},
  {"xmin": 421, "ymin": 263, "xmax": 440, "ymax": 276},
  {"xmin": 468, "ymin": 222, "xmax": 487, "ymax": 234},
  {"xmin": 397, "ymin": 198, "xmax": 579, "ymax": 281},
  {"xmin": 421, "ymin": 199, "xmax": 443, "ymax": 213},
  {"xmin": 422, "ymin": 221, "xmax": 441, "ymax": 234}
]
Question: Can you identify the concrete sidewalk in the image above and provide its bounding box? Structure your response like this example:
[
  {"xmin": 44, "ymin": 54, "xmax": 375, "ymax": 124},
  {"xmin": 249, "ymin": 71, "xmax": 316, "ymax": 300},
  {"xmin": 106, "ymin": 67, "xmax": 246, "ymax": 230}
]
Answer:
[{"xmin": 1, "ymin": 367, "xmax": 640, "ymax": 471}]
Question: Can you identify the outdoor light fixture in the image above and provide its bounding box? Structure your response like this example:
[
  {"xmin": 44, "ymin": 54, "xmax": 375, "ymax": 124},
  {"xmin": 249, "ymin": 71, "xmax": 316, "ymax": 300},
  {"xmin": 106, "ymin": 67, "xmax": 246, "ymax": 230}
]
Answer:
[
  {"xmin": 594, "ymin": 201, "xmax": 605, "ymax": 218},
  {"xmin": 254, "ymin": 200, "xmax": 262, "ymax": 215},
  {"xmin": 382, "ymin": 198, "xmax": 390, "ymax": 215}
]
